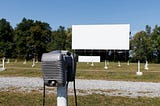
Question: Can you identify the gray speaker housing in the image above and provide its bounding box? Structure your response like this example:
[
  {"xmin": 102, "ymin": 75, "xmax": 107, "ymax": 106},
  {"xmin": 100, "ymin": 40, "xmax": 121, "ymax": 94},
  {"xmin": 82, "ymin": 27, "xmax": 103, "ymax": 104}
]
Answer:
[{"xmin": 41, "ymin": 50, "xmax": 66, "ymax": 87}]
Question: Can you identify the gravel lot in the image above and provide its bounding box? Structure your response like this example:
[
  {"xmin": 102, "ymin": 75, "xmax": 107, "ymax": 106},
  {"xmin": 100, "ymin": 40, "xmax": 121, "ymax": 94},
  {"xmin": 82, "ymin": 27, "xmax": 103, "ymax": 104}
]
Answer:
[{"xmin": 0, "ymin": 76, "xmax": 160, "ymax": 98}]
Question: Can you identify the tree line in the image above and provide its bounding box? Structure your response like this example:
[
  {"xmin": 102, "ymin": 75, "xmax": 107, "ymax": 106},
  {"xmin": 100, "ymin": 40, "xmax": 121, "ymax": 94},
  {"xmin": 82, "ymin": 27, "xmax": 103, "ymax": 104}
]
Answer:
[
  {"xmin": 0, "ymin": 18, "xmax": 160, "ymax": 63},
  {"xmin": 130, "ymin": 25, "xmax": 160, "ymax": 63},
  {"xmin": 0, "ymin": 18, "xmax": 71, "ymax": 60}
]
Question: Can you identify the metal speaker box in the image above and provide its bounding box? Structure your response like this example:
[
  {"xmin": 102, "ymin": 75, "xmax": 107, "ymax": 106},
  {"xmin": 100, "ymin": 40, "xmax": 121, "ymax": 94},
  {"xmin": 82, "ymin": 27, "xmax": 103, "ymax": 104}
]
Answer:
[{"xmin": 41, "ymin": 50, "xmax": 66, "ymax": 87}]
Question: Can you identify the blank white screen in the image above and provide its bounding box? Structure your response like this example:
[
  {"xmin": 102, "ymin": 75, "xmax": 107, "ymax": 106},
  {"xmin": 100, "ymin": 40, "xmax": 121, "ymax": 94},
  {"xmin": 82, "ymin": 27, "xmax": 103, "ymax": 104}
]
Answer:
[{"xmin": 72, "ymin": 24, "xmax": 130, "ymax": 50}]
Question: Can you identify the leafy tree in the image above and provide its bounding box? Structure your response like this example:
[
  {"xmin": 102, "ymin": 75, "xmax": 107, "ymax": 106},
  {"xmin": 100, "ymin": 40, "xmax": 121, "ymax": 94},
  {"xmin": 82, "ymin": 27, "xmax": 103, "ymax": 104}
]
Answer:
[
  {"xmin": 150, "ymin": 25, "xmax": 160, "ymax": 62},
  {"xmin": 51, "ymin": 26, "xmax": 67, "ymax": 50},
  {"xmin": 65, "ymin": 28, "xmax": 72, "ymax": 50},
  {"xmin": 145, "ymin": 25, "xmax": 151, "ymax": 36},
  {"xmin": 130, "ymin": 31, "xmax": 149, "ymax": 62},
  {"xmin": 0, "ymin": 18, "xmax": 14, "ymax": 58},
  {"xmin": 14, "ymin": 18, "xmax": 52, "ymax": 60},
  {"xmin": 29, "ymin": 21, "xmax": 52, "ymax": 59},
  {"xmin": 14, "ymin": 18, "xmax": 34, "ymax": 59}
]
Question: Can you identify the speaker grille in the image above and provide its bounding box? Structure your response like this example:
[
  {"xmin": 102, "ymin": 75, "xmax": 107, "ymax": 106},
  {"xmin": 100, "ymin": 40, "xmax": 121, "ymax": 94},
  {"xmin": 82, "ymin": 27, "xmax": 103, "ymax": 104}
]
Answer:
[{"xmin": 42, "ymin": 60, "xmax": 66, "ymax": 86}]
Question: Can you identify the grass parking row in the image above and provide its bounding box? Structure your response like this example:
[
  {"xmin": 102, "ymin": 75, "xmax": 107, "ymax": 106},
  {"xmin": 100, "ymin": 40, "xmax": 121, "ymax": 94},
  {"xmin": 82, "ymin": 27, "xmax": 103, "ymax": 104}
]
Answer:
[
  {"xmin": 0, "ymin": 91, "xmax": 160, "ymax": 106},
  {"xmin": 1, "ymin": 61, "xmax": 160, "ymax": 82}
]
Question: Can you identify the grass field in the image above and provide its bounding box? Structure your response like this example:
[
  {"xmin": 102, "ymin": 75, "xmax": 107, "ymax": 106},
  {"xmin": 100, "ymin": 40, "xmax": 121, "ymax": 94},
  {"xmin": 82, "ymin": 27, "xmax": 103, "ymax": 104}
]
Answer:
[
  {"xmin": 1, "ymin": 61, "xmax": 160, "ymax": 106},
  {"xmin": 76, "ymin": 62, "xmax": 160, "ymax": 82},
  {"xmin": 0, "ymin": 61, "xmax": 42, "ymax": 77},
  {"xmin": 1, "ymin": 91, "xmax": 160, "ymax": 106},
  {"xmin": 1, "ymin": 61, "xmax": 160, "ymax": 82}
]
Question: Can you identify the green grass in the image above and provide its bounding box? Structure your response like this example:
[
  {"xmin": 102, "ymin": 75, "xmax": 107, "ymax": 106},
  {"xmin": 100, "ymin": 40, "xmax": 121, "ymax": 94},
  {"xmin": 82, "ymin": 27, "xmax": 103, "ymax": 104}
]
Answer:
[
  {"xmin": 0, "ymin": 91, "xmax": 160, "ymax": 106},
  {"xmin": 0, "ymin": 61, "xmax": 42, "ymax": 77},
  {"xmin": 0, "ymin": 91, "xmax": 55, "ymax": 106},
  {"xmin": 1, "ymin": 61, "xmax": 160, "ymax": 82},
  {"xmin": 76, "ymin": 62, "xmax": 160, "ymax": 82},
  {"xmin": 1, "ymin": 61, "xmax": 160, "ymax": 105}
]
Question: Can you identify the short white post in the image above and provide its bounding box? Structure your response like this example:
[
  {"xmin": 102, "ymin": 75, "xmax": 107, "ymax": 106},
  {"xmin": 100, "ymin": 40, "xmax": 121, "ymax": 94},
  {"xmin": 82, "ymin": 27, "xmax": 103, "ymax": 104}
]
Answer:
[
  {"xmin": 118, "ymin": 61, "xmax": 121, "ymax": 67},
  {"xmin": 136, "ymin": 60, "xmax": 143, "ymax": 76},
  {"xmin": 2, "ymin": 57, "xmax": 5, "ymax": 70},
  {"xmin": 23, "ymin": 59, "xmax": 26, "ymax": 64},
  {"xmin": 91, "ymin": 61, "xmax": 94, "ymax": 66},
  {"xmin": 144, "ymin": 60, "xmax": 149, "ymax": 70},
  {"xmin": 2, "ymin": 57, "xmax": 5, "ymax": 69},
  {"xmin": 32, "ymin": 58, "xmax": 35, "ymax": 67},
  {"xmin": 0, "ymin": 57, "xmax": 6, "ymax": 71},
  {"xmin": 57, "ymin": 85, "xmax": 67, "ymax": 106},
  {"xmin": 104, "ymin": 60, "xmax": 108, "ymax": 69},
  {"xmin": 127, "ymin": 60, "xmax": 130, "ymax": 65},
  {"xmin": 91, "ymin": 57, "xmax": 94, "ymax": 66}
]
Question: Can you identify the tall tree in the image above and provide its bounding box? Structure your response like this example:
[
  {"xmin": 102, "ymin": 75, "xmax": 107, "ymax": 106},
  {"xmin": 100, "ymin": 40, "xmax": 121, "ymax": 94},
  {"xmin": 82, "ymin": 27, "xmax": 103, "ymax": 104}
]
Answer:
[
  {"xmin": 145, "ymin": 25, "xmax": 151, "ymax": 36},
  {"xmin": 14, "ymin": 18, "xmax": 34, "ymax": 59},
  {"xmin": 14, "ymin": 18, "xmax": 52, "ymax": 60},
  {"xmin": 52, "ymin": 26, "xmax": 67, "ymax": 50},
  {"xmin": 65, "ymin": 28, "xmax": 72, "ymax": 50},
  {"xmin": 130, "ymin": 31, "xmax": 149, "ymax": 62},
  {"xmin": 0, "ymin": 18, "xmax": 14, "ymax": 58},
  {"xmin": 29, "ymin": 21, "xmax": 52, "ymax": 59},
  {"xmin": 150, "ymin": 25, "xmax": 160, "ymax": 62}
]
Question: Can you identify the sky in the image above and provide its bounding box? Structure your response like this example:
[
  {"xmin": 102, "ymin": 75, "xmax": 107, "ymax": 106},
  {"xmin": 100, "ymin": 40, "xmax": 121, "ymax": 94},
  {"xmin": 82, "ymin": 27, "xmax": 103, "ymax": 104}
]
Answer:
[{"xmin": 0, "ymin": 0, "xmax": 160, "ymax": 36}]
